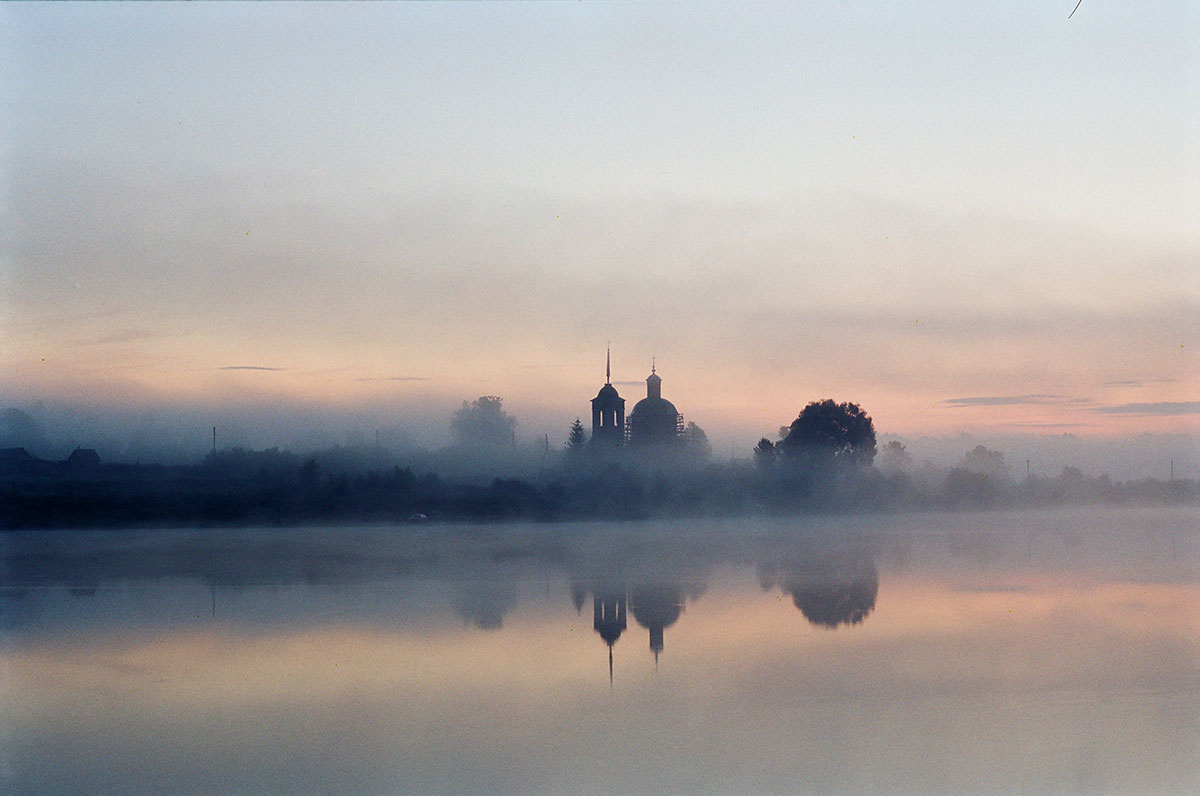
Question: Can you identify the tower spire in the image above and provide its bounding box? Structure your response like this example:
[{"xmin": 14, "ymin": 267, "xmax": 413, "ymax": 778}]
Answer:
[
  {"xmin": 651, "ymin": 355, "xmax": 656, "ymax": 375},
  {"xmin": 606, "ymin": 343, "xmax": 611, "ymax": 385}
]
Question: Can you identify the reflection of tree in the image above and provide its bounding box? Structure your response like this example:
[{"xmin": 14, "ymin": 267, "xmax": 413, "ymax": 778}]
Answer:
[
  {"xmin": 782, "ymin": 558, "xmax": 877, "ymax": 628},
  {"xmin": 761, "ymin": 543, "xmax": 879, "ymax": 629},
  {"xmin": 451, "ymin": 578, "xmax": 518, "ymax": 630},
  {"xmin": 570, "ymin": 580, "xmax": 588, "ymax": 614}
]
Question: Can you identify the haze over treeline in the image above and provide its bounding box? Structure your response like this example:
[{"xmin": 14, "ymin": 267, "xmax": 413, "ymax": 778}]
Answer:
[
  {"xmin": 2, "ymin": 394, "xmax": 1195, "ymax": 484},
  {"xmin": 3, "ymin": 394, "xmax": 1195, "ymax": 530}
]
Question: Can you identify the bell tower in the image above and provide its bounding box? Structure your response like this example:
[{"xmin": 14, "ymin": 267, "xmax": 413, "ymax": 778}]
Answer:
[{"xmin": 590, "ymin": 346, "xmax": 625, "ymax": 447}]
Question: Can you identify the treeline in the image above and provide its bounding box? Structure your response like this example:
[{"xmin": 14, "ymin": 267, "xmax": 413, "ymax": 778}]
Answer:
[
  {"xmin": 1, "ymin": 444, "xmax": 1195, "ymax": 529},
  {"xmin": 2, "ymin": 399, "xmax": 1196, "ymax": 528}
]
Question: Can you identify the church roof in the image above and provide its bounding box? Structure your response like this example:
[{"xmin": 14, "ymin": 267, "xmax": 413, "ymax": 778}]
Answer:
[
  {"xmin": 65, "ymin": 448, "xmax": 101, "ymax": 466},
  {"xmin": 593, "ymin": 382, "xmax": 622, "ymax": 401},
  {"xmin": 630, "ymin": 395, "xmax": 678, "ymax": 418}
]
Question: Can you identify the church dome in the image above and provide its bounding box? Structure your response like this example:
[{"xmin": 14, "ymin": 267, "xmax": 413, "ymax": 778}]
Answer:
[
  {"xmin": 630, "ymin": 396, "xmax": 678, "ymax": 420},
  {"xmin": 628, "ymin": 396, "xmax": 680, "ymax": 446},
  {"xmin": 627, "ymin": 362, "xmax": 681, "ymax": 446},
  {"xmin": 631, "ymin": 584, "xmax": 684, "ymax": 631},
  {"xmin": 594, "ymin": 382, "xmax": 621, "ymax": 401}
]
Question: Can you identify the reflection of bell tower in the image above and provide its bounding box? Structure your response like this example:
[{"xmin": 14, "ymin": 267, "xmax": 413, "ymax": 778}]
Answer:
[{"xmin": 593, "ymin": 590, "xmax": 627, "ymax": 683}]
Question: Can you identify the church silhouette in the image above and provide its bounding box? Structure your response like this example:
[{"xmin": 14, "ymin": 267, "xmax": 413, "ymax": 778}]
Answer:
[{"xmin": 590, "ymin": 349, "xmax": 685, "ymax": 450}]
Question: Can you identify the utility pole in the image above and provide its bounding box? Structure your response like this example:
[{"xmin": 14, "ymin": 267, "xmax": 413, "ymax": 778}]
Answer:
[{"xmin": 212, "ymin": 426, "xmax": 217, "ymax": 455}]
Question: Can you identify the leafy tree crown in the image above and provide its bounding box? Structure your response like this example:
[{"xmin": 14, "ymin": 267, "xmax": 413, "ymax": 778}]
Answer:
[
  {"xmin": 451, "ymin": 396, "xmax": 517, "ymax": 448},
  {"xmin": 780, "ymin": 399, "xmax": 876, "ymax": 466}
]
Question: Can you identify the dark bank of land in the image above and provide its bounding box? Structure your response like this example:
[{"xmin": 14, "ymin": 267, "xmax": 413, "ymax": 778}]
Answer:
[
  {"xmin": 1, "ymin": 444, "xmax": 1195, "ymax": 530},
  {"xmin": 3, "ymin": 398, "xmax": 1196, "ymax": 528}
]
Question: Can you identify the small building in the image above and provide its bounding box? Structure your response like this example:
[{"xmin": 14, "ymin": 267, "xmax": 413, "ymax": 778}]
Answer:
[
  {"xmin": 65, "ymin": 448, "xmax": 101, "ymax": 468},
  {"xmin": 0, "ymin": 447, "xmax": 36, "ymax": 466},
  {"xmin": 0, "ymin": 447, "xmax": 39, "ymax": 472}
]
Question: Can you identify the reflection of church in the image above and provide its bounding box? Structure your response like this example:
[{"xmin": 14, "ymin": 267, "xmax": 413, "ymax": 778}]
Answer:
[
  {"xmin": 591, "ymin": 350, "xmax": 685, "ymax": 449},
  {"xmin": 586, "ymin": 580, "xmax": 686, "ymax": 681},
  {"xmin": 592, "ymin": 587, "xmax": 626, "ymax": 683},
  {"xmin": 630, "ymin": 584, "xmax": 685, "ymax": 664}
]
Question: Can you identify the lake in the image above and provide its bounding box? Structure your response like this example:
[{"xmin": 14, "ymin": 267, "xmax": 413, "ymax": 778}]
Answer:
[{"xmin": 2, "ymin": 506, "xmax": 1197, "ymax": 795}]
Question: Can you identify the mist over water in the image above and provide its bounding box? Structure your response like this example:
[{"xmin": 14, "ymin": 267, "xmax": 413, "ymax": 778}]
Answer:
[{"xmin": 2, "ymin": 508, "xmax": 1197, "ymax": 795}]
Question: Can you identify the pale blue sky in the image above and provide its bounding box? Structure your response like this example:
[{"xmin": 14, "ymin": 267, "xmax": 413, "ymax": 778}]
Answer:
[{"xmin": 3, "ymin": 2, "xmax": 1198, "ymax": 457}]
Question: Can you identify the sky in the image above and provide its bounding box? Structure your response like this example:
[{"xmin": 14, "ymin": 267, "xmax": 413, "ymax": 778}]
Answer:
[{"xmin": 2, "ymin": 2, "xmax": 1198, "ymax": 469}]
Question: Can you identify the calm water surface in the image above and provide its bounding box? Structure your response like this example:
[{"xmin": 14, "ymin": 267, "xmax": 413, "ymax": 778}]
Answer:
[{"xmin": 2, "ymin": 507, "xmax": 1197, "ymax": 795}]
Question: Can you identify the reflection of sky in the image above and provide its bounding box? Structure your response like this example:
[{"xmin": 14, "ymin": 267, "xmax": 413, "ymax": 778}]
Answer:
[
  {"xmin": 1, "ymin": 510, "xmax": 1197, "ymax": 794},
  {"xmin": 4, "ymin": 574, "xmax": 1197, "ymax": 795}
]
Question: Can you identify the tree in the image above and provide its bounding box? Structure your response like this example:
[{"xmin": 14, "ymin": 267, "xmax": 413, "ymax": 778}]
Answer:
[
  {"xmin": 682, "ymin": 421, "xmax": 711, "ymax": 460},
  {"xmin": 450, "ymin": 396, "xmax": 517, "ymax": 448},
  {"xmin": 753, "ymin": 438, "xmax": 778, "ymax": 470},
  {"xmin": 877, "ymin": 440, "xmax": 911, "ymax": 474},
  {"xmin": 957, "ymin": 445, "xmax": 1009, "ymax": 478},
  {"xmin": 943, "ymin": 445, "xmax": 1012, "ymax": 507},
  {"xmin": 565, "ymin": 418, "xmax": 588, "ymax": 453},
  {"xmin": 779, "ymin": 400, "xmax": 876, "ymax": 467}
]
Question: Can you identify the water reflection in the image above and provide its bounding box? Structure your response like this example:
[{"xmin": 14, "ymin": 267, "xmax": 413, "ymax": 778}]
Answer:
[
  {"xmin": 758, "ymin": 543, "xmax": 879, "ymax": 628},
  {"xmin": 0, "ymin": 520, "xmax": 893, "ymax": 670},
  {"xmin": 2, "ymin": 509, "xmax": 1194, "ymax": 647},
  {"xmin": 452, "ymin": 578, "xmax": 518, "ymax": 630},
  {"xmin": 592, "ymin": 587, "xmax": 625, "ymax": 680},
  {"xmin": 630, "ymin": 582, "xmax": 685, "ymax": 661},
  {"xmin": 2, "ymin": 508, "xmax": 1197, "ymax": 796}
]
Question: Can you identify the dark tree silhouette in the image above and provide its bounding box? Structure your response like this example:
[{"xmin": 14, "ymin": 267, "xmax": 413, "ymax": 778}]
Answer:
[
  {"xmin": 682, "ymin": 421, "xmax": 711, "ymax": 460},
  {"xmin": 566, "ymin": 418, "xmax": 588, "ymax": 453},
  {"xmin": 451, "ymin": 396, "xmax": 517, "ymax": 448},
  {"xmin": 753, "ymin": 438, "xmax": 777, "ymax": 469},
  {"xmin": 300, "ymin": 458, "xmax": 320, "ymax": 483},
  {"xmin": 780, "ymin": 399, "xmax": 876, "ymax": 467}
]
